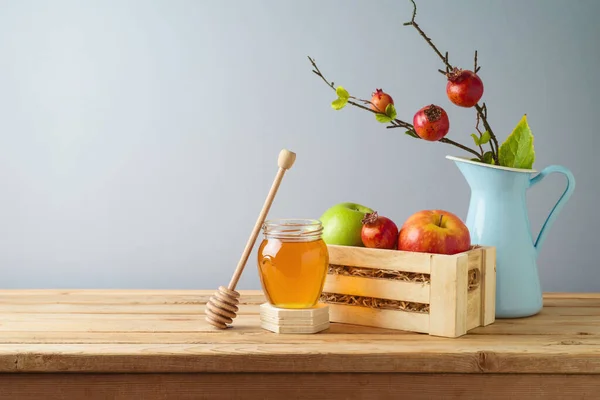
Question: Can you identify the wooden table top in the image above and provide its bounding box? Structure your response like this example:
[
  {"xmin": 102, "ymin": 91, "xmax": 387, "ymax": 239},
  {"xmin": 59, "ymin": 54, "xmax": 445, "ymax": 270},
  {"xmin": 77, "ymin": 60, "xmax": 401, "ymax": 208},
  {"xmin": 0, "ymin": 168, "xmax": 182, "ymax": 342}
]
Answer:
[{"xmin": 0, "ymin": 290, "xmax": 598, "ymax": 374}]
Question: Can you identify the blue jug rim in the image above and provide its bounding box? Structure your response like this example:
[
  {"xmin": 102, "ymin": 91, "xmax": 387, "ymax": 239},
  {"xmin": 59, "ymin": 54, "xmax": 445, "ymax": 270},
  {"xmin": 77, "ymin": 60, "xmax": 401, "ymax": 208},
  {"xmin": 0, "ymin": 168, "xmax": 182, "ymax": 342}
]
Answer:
[{"xmin": 446, "ymin": 155, "xmax": 537, "ymax": 174}]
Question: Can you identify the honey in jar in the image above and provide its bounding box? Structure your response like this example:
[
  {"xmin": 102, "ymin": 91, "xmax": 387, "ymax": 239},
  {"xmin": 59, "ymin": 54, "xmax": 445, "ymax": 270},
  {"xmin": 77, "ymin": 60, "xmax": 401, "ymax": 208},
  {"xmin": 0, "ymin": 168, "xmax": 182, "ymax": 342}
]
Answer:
[{"xmin": 257, "ymin": 219, "xmax": 329, "ymax": 309}]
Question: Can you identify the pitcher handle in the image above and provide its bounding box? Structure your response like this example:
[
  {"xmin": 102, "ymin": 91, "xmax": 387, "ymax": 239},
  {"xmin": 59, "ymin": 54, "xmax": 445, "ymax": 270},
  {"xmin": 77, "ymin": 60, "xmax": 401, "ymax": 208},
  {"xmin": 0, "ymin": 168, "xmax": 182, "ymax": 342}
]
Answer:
[{"xmin": 528, "ymin": 165, "xmax": 576, "ymax": 256}]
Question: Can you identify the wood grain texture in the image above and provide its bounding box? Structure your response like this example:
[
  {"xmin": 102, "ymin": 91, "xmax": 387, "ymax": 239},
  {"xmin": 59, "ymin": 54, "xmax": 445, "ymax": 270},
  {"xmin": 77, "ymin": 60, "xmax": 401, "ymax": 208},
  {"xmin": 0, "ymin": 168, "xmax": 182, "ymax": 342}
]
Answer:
[
  {"xmin": 0, "ymin": 290, "xmax": 598, "ymax": 376},
  {"xmin": 466, "ymin": 277, "xmax": 482, "ymax": 330},
  {"xmin": 327, "ymin": 244, "xmax": 431, "ymax": 273},
  {"xmin": 326, "ymin": 302, "xmax": 430, "ymax": 333},
  {"xmin": 482, "ymin": 246, "xmax": 497, "ymax": 325},
  {"xmin": 0, "ymin": 373, "xmax": 598, "ymax": 400},
  {"xmin": 429, "ymin": 253, "xmax": 469, "ymax": 338},
  {"xmin": 322, "ymin": 273, "xmax": 430, "ymax": 303}
]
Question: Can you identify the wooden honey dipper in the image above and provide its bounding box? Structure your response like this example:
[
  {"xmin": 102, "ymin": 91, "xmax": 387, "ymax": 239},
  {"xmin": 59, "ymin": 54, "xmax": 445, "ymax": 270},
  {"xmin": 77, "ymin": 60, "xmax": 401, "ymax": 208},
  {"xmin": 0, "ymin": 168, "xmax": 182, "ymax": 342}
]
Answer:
[{"xmin": 205, "ymin": 148, "xmax": 296, "ymax": 329}]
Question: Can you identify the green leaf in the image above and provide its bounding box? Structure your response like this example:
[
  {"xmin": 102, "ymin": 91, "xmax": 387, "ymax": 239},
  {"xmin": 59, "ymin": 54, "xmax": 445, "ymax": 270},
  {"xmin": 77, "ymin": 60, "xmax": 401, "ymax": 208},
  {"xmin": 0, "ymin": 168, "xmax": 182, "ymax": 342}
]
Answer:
[
  {"xmin": 405, "ymin": 130, "xmax": 419, "ymax": 138},
  {"xmin": 480, "ymin": 131, "xmax": 491, "ymax": 145},
  {"xmin": 375, "ymin": 113, "xmax": 393, "ymax": 123},
  {"xmin": 471, "ymin": 131, "xmax": 490, "ymax": 147},
  {"xmin": 482, "ymin": 151, "xmax": 494, "ymax": 164},
  {"xmin": 385, "ymin": 103, "xmax": 397, "ymax": 120},
  {"xmin": 331, "ymin": 97, "xmax": 348, "ymax": 110},
  {"xmin": 336, "ymin": 86, "xmax": 349, "ymax": 99},
  {"xmin": 498, "ymin": 114, "xmax": 535, "ymax": 169}
]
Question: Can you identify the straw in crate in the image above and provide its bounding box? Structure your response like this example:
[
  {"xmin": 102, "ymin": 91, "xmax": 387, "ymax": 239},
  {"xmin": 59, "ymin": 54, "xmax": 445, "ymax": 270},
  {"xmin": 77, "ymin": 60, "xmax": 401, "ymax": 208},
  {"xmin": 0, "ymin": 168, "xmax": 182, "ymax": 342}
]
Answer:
[{"xmin": 319, "ymin": 244, "xmax": 496, "ymax": 338}]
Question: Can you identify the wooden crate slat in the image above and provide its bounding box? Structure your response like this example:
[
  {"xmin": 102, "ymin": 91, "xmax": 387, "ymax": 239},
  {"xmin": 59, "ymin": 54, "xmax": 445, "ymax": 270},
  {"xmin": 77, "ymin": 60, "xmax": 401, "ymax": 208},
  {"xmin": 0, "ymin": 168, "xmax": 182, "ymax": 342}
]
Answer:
[
  {"xmin": 467, "ymin": 248, "xmax": 482, "ymax": 270},
  {"xmin": 467, "ymin": 247, "xmax": 484, "ymax": 330},
  {"xmin": 327, "ymin": 303, "xmax": 429, "ymax": 334},
  {"xmin": 323, "ymin": 274, "xmax": 430, "ymax": 304},
  {"xmin": 327, "ymin": 245, "xmax": 431, "ymax": 274},
  {"xmin": 467, "ymin": 285, "xmax": 482, "ymax": 331},
  {"xmin": 482, "ymin": 246, "xmax": 497, "ymax": 326},
  {"xmin": 429, "ymin": 254, "xmax": 469, "ymax": 338}
]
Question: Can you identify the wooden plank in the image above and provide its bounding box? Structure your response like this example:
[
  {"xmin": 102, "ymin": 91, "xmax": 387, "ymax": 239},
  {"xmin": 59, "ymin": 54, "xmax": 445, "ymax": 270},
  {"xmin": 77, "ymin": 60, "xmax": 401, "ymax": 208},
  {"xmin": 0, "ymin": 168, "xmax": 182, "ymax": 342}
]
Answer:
[
  {"xmin": 429, "ymin": 254, "xmax": 468, "ymax": 337},
  {"xmin": 543, "ymin": 293, "xmax": 600, "ymax": 299},
  {"xmin": 322, "ymin": 274, "xmax": 430, "ymax": 303},
  {"xmin": 0, "ymin": 289, "xmax": 266, "ymax": 297},
  {"xmin": 1, "ymin": 290, "xmax": 597, "ymax": 308},
  {"xmin": 0, "ymin": 373, "xmax": 599, "ymax": 400},
  {"xmin": 1, "ymin": 330, "xmax": 598, "ymax": 344},
  {"xmin": 327, "ymin": 245, "xmax": 431, "ymax": 273},
  {"xmin": 482, "ymin": 246, "xmax": 496, "ymax": 325},
  {"xmin": 0, "ymin": 310, "xmax": 597, "ymax": 341},
  {"xmin": 0, "ymin": 303, "xmax": 262, "ymax": 315},
  {"xmin": 467, "ymin": 248, "xmax": 482, "ymax": 270},
  {"xmin": 465, "ymin": 247, "xmax": 484, "ymax": 330},
  {"xmin": 543, "ymin": 298, "xmax": 600, "ymax": 308},
  {"xmin": 327, "ymin": 303, "xmax": 429, "ymax": 334},
  {"xmin": 0, "ymin": 291, "xmax": 266, "ymax": 305},
  {"xmin": 1, "ymin": 341, "xmax": 600, "ymax": 373},
  {"xmin": 0, "ymin": 299, "xmax": 597, "ymax": 338},
  {"xmin": 466, "ymin": 247, "xmax": 487, "ymax": 331},
  {"xmin": 0, "ymin": 289, "xmax": 599, "ymax": 376},
  {"xmin": 0, "ymin": 330, "xmax": 598, "ymax": 345},
  {"xmin": 0, "ymin": 305, "xmax": 597, "ymax": 338},
  {"xmin": 13, "ymin": 301, "xmax": 591, "ymax": 318},
  {"xmin": 468, "ymin": 320, "xmax": 600, "ymax": 336},
  {"xmin": 0, "ymin": 323, "xmax": 429, "ymax": 344},
  {"xmin": 477, "ymin": 314, "xmax": 600, "ymax": 325},
  {"xmin": 1, "ymin": 289, "xmax": 597, "ymax": 301},
  {"xmin": 538, "ymin": 306, "xmax": 600, "ymax": 316},
  {"xmin": 0, "ymin": 312, "xmax": 269, "ymax": 332},
  {"xmin": 466, "ymin": 284, "xmax": 482, "ymax": 331}
]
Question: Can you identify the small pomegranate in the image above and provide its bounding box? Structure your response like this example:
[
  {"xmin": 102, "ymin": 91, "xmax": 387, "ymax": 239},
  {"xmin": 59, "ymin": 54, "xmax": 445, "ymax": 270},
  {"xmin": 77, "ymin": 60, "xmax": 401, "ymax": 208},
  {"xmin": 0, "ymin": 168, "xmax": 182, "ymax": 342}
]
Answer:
[
  {"xmin": 361, "ymin": 211, "xmax": 399, "ymax": 250},
  {"xmin": 446, "ymin": 68, "xmax": 484, "ymax": 108},
  {"xmin": 413, "ymin": 104, "xmax": 450, "ymax": 141},
  {"xmin": 370, "ymin": 88, "xmax": 394, "ymax": 114}
]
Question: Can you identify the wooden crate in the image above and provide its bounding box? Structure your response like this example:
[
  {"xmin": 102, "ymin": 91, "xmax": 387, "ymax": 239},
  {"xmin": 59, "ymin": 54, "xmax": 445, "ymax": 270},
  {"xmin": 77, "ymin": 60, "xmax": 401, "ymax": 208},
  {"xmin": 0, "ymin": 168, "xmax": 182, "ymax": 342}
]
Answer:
[{"xmin": 319, "ymin": 244, "xmax": 496, "ymax": 338}]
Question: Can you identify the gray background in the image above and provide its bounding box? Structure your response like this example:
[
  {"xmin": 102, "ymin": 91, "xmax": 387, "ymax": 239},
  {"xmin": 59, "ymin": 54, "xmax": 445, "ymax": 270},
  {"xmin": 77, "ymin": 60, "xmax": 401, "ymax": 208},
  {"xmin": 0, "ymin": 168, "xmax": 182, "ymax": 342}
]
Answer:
[{"xmin": 0, "ymin": 0, "xmax": 597, "ymax": 291}]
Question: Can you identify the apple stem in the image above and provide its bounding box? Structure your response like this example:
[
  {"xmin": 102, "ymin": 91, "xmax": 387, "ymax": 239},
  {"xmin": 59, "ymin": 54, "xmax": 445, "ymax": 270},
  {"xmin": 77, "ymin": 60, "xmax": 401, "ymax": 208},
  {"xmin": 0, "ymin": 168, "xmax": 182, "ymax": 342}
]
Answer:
[
  {"xmin": 438, "ymin": 214, "xmax": 444, "ymax": 227},
  {"xmin": 361, "ymin": 211, "xmax": 379, "ymax": 225}
]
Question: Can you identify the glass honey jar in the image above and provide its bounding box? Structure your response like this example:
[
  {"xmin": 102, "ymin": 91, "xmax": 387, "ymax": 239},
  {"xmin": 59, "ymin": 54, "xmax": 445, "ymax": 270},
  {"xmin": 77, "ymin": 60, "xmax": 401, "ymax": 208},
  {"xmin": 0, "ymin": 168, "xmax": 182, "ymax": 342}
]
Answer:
[{"xmin": 257, "ymin": 219, "xmax": 329, "ymax": 309}]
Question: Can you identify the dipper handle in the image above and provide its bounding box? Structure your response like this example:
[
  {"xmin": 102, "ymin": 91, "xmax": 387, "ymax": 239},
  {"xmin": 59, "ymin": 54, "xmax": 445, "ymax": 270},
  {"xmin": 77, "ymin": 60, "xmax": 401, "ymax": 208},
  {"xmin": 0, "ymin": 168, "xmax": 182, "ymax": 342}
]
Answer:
[
  {"xmin": 228, "ymin": 148, "xmax": 295, "ymax": 290},
  {"xmin": 205, "ymin": 149, "xmax": 296, "ymax": 329}
]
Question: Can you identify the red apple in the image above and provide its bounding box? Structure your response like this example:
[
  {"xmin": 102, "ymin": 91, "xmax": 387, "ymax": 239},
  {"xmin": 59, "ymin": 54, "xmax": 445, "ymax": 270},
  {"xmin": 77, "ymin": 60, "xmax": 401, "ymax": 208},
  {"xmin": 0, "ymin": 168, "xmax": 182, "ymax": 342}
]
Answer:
[
  {"xmin": 398, "ymin": 210, "xmax": 471, "ymax": 255},
  {"xmin": 361, "ymin": 211, "xmax": 398, "ymax": 249}
]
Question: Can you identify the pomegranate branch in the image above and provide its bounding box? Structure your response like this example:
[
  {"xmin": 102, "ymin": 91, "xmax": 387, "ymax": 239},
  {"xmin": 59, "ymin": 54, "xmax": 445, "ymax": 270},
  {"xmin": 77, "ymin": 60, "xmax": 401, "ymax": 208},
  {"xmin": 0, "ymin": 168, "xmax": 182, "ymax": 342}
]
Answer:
[
  {"xmin": 403, "ymin": 1, "xmax": 452, "ymax": 73},
  {"xmin": 308, "ymin": 56, "xmax": 483, "ymax": 160},
  {"xmin": 308, "ymin": 56, "xmax": 411, "ymax": 131},
  {"xmin": 475, "ymin": 103, "xmax": 498, "ymax": 157},
  {"xmin": 475, "ymin": 113, "xmax": 485, "ymax": 156},
  {"xmin": 439, "ymin": 137, "xmax": 484, "ymax": 159},
  {"xmin": 403, "ymin": 0, "xmax": 500, "ymax": 164}
]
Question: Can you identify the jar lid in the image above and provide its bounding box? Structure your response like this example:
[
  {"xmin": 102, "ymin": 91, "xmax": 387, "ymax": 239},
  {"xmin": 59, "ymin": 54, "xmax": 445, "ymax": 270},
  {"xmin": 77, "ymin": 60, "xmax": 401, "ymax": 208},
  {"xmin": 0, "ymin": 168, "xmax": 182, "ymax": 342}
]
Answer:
[{"xmin": 262, "ymin": 219, "xmax": 323, "ymax": 241}]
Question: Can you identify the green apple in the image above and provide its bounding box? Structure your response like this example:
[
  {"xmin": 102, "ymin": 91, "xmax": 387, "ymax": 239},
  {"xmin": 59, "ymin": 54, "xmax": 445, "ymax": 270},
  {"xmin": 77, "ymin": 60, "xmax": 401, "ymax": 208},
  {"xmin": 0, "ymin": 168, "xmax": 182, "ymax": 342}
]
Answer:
[{"xmin": 319, "ymin": 202, "xmax": 375, "ymax": 246}]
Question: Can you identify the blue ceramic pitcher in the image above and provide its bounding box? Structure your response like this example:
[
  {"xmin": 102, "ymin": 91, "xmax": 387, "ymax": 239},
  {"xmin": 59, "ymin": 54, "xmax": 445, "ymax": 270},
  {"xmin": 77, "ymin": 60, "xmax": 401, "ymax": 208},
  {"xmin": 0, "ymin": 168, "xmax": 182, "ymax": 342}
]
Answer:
[{"xmin": 447, "ymin": 155, "xmax": 575, "ymax": 318}]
